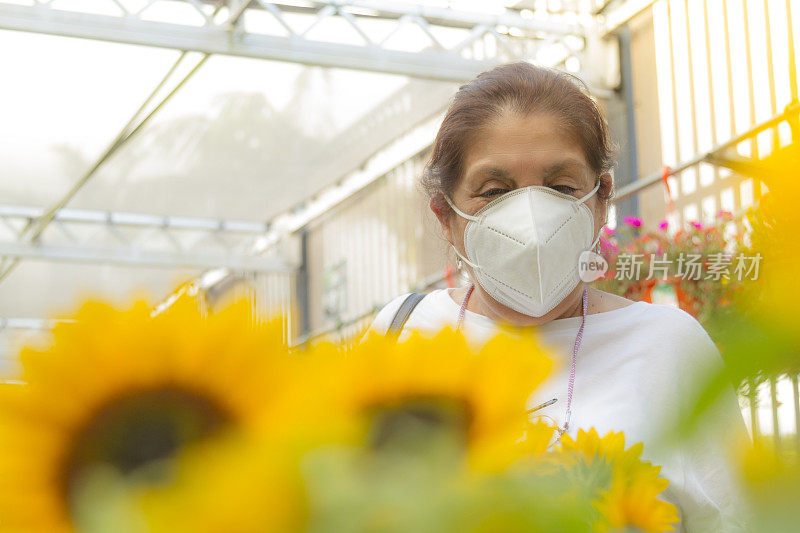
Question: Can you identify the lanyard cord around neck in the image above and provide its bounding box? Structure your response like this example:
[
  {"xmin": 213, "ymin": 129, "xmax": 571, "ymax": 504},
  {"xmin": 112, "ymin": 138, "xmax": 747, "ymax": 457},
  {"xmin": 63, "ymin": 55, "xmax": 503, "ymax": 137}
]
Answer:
[{"xmin": 455, "ymin": 284, "xmax": 589, "ymax": 435}]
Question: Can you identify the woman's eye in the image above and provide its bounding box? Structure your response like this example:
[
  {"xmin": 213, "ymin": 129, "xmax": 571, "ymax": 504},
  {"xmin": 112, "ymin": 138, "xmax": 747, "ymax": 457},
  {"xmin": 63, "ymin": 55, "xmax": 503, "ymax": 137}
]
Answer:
[
  {"xmin": 550, "ymin": 185, "xmax": 577, "ymax": 195},
  {"xmin": 480, "ymin": 188, "xmax": 508, "ymax": 198}
]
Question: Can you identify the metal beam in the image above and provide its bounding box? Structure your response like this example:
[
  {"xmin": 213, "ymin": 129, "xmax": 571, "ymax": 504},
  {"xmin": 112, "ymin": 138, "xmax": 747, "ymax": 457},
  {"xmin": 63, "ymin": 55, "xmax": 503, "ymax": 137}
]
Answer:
[
  {"xmin": 0, "ymin": 205, "xmax": 270, "ymax": 234},
  {"xmin": 0, "ymin": 1, "xmax": 586, "ymax": 82},
  {"xmin": 260, "ymin": 1, "xmax": 585, "ymax": 34},
  {"xmin": 0, "ymin": 242, "xmax": 292, "ymax": 273},
  {"xmin": 0, "ymin": 204, "xmax": 293, "ymax": 273}
]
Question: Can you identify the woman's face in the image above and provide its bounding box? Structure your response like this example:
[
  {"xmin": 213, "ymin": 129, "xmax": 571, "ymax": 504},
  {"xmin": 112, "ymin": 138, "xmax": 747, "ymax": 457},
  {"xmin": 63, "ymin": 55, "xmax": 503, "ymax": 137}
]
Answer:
[{"xmin": 435, "ymin": 111, "xmax": 611, "ymax": 324}]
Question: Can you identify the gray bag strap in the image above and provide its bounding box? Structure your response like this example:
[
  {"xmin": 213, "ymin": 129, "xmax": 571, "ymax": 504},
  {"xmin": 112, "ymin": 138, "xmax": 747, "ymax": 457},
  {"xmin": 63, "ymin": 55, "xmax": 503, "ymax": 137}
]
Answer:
[{"xmin": 386, "ymin": 292, "xmax": 426, "ymax": 340}]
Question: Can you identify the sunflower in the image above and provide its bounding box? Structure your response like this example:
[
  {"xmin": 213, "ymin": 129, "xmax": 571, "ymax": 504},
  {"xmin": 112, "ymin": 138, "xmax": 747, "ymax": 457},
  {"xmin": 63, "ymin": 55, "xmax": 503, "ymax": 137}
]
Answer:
[
  {"xmin": 742, "ymin": 142, "xmax": 800, "ymax": 331},
  {"xmin": 317, "ymin": 328, "xmax": 554, "ymax": 472},
  {"xmin": 730, "ymin": 437, "xmax": 799, "ymax": 532},
  {"xmin": 136, "ymin": 431, "xmax": 309, "ymax": 533},
  {"xmin": 0, "ymin": 297, "xmax": 294, "ymax": 532},
  {"xmin": 550, "ymin": 428, "xmax": 679, "ymax": 532},
  {"xmin": 125, "ymin": 327, "xmax": 554, "ymax": 533}
]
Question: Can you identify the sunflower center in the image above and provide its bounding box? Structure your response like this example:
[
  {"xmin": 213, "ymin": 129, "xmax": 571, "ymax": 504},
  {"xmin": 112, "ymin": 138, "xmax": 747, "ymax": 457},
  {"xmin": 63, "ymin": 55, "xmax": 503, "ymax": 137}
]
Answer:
[
  {"xmin": 62, "ymin": 386, "xmax": 231, "ymax": 500},
  {"xmin": 367, "ymin": 396, "xmax": 472, "ymax": 452}
]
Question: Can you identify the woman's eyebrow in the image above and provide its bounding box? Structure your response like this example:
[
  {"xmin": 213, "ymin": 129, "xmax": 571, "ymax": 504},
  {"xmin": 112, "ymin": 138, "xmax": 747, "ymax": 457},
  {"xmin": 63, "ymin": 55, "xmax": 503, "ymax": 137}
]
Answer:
[
  {"xmin": 481, "ymin": 166, "xmax": 513, "ymax": 180},
  {"xmin": 541, "ymin": 159, "xmax": 589, "ymax": 180},
  {"xmin": 469, "ymin": 165, "xmax": 514, "ymax": 185},
  {"xmin": 471, "ymin": 160, "xmax": 588, "ymax": 184}
]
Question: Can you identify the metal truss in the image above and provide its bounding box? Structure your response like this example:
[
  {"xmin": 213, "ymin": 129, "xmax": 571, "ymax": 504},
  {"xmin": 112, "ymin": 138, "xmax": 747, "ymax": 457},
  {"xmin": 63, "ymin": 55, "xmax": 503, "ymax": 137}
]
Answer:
[
  {"xmin": 0, "ymin": 204, "xmax": 294, "ymax": 273},
  {"xmin": 0, "ymin": 0, "xmax": 590, "ymax": 82}
]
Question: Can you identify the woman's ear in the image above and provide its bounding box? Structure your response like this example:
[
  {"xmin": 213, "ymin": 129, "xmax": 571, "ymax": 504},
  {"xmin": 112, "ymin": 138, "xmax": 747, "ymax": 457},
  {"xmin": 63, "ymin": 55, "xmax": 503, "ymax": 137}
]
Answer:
[
  {"xmin": 598, "ymin": 172, "xmax": 613, "ymax": 203},
  {"xmin": 430, "ymin": 197, "xmax": 454, "ymax": 244}
]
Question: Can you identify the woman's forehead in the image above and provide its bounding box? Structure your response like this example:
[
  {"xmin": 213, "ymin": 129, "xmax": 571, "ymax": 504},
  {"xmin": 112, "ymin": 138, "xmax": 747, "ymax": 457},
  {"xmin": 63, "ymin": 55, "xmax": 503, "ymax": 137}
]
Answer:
[
  {"xmin": 461, "ymin": 112, "xmax": 590, "ymax": 184},
  {"xmin": 466, "ymin": 156, "xmax": 590, "ymax": 183}
]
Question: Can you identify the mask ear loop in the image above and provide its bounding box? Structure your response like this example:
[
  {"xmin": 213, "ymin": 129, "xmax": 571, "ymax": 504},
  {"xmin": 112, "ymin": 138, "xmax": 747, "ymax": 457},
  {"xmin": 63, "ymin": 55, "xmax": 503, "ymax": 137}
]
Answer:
[
  {"xmin": 443, "ymin": 195, "xmax": 483, "ymax": 271},
  {"xmin": 577, "ymin": 181, "xmax": 603, "ymax": 252},
  {"xmin": 443, "ymin": 195, "xmax": 480, "ymax": 222},
  {"xmin": 576, "ymin": 180, "xmax": 601, "ymax": 205},
  {"xmin": 450, "ymin": 243, "xmax": 479, "ymax": 270},
  {"xmin": 589, "ymin": 232, "xmax": 602, "ymax": 252}
]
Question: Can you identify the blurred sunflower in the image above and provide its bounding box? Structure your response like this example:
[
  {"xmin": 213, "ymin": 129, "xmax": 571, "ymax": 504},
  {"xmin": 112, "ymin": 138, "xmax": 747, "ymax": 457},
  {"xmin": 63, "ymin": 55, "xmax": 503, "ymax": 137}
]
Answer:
[
  {"xmin": 135, "ymin": 329, "xmax": 556, "ymax": 533},
  {"xmin": 551, "ymin": 428, "xmax": 679, "ymax": 533},
  {"xmin": 742, "ymin": 141, "xmax": 800, "ymax": 330},
  {"xmin": 136, "ymin": 432, "xmax": 308, "ymax": 533},
  {"xmin": 732, "ymin": 438, "xmax": 800, "ymax": 533},
  {"xmin": 324, "ymin": 329, "xmax": 554, "ymax": 471},
  {"xmin": 689, "ymin": 140, "xmax": 800, "ymax": 434},
  {"xmin": 0, "ymin": 297, "xmax": 293, "ymax": 532}
]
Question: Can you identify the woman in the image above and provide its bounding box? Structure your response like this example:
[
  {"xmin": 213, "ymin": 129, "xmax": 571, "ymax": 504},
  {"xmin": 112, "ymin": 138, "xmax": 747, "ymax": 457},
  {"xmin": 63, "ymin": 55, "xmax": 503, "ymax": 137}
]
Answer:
[{"xmin": 368, "ymin": 63, "xmax": 749, "ymax": 531}]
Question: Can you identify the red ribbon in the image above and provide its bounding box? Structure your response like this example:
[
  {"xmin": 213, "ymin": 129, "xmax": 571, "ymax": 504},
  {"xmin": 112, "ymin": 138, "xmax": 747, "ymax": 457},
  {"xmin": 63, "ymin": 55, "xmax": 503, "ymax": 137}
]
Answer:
[{"xmin": 661, "ymin": 165, "xmax": 675, "ymax": 215}]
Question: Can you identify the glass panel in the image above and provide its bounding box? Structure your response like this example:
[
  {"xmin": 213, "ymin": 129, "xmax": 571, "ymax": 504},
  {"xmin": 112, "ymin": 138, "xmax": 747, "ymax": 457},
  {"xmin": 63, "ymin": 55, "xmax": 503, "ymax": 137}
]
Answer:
[
  {"xmin": 0, "ymin": 30, "xmax": 180, "ymax": 207},
  {"xmin": 66, "ymin": 54, "xmax": 453, "ymax": 221}
]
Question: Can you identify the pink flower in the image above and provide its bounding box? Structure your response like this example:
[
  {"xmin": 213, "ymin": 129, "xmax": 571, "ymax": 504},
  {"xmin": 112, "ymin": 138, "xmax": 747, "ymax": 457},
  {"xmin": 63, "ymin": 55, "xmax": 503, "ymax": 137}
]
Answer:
[
  {"xmin": 657, "ymin": 219, "xmax": 669, "ymax": 231},
  {"xmin": 599, "ymin": 236, "xmax": 619, "ymax": 254},
  {"xmin": 689, "ymin": 221, "xmax": 703, "ymax": 230},
  {"xmin": 717, "ymin": 210, "xmax": 733, "ymax": 221},
  {"xmin": 602, "ymin": 226, "xmax": 616, "ymax": 237},
  {"xmin": 623, "ymin": 216, "xmax": 642, "ymax": 228}
]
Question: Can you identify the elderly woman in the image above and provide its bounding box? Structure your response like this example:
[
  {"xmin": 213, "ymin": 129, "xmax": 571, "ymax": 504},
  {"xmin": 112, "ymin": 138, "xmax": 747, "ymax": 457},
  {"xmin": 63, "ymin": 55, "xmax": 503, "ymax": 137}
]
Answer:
[{"xmin": 368, "ymin": 63, "xmax": 749, "ymax": 531}]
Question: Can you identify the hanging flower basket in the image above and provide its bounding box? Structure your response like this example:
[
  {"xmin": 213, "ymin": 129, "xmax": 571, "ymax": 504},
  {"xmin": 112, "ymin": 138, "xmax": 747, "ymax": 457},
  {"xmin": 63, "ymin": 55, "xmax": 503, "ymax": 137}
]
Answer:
[{"xmin": 594, "ymin": 212, "xmax": 747, "ymax": 325}]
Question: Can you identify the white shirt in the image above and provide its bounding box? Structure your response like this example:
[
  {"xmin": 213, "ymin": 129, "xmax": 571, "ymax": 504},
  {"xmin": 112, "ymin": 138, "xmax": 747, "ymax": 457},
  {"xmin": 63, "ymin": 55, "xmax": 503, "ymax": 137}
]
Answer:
[{"xmin": 367, "ymin": 288, "xmax": 751, "ymax": 532}]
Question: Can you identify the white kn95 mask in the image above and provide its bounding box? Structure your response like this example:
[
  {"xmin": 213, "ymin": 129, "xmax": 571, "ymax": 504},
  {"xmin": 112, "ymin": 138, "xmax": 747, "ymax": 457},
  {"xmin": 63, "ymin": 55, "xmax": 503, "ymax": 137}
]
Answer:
[{"xmin": 445, "ymin": 181, "xmax": 601, "ymax": 317}]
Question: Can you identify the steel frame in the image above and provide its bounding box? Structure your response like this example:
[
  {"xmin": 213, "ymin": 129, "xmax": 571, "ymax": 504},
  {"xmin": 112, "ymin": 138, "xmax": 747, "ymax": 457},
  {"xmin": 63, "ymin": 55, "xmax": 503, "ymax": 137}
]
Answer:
[
  {"xmin": 0, "ymin": 204, "xmax": 292, "ymax": 273},
  {"xmin": 0, "ymin": 0, "xmax": 589, "ymax": 82},
  {"xmin": 0, "ymin": 241, "xmax": 290, "ymax": 272}
]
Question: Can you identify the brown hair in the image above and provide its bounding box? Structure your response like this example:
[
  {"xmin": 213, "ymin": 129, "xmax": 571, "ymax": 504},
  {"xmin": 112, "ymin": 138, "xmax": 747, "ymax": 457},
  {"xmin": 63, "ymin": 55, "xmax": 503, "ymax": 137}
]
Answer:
[{"xmin": 421, "ymin": 62, "xmax": 616, "ymax": 212}]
